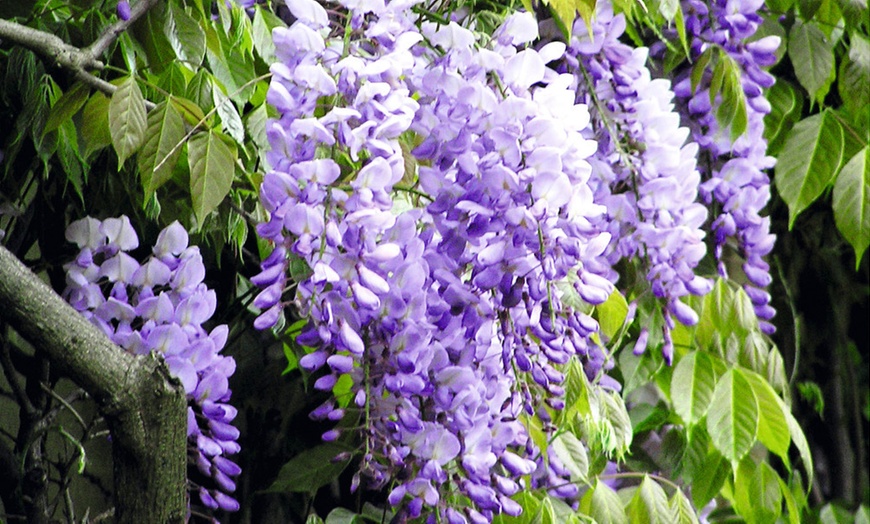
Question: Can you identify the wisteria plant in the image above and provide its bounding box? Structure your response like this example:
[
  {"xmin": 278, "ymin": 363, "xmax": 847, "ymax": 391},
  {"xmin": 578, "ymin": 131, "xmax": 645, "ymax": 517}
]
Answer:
[{"xmin": 0, "ymin": 0, "xmax": 867, "ymax": 523}]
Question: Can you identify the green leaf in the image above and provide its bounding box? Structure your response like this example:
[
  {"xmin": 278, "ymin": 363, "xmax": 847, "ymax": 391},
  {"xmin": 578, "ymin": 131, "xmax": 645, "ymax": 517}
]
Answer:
[
  {"xmin": 213, "ymin": 86, "xmax": 245, "ymax": 143},
  {"xmin": 544, "ymin": 0, "xmax": 596, "ymax": 37},
  {"xmin": 188, "ymin": 130, "xmax": 237, "ymax": 224},
  {"xmin": 521, "ymin": 413, "xmax": 550, "ymax": 470},
  {"xmin": 564, "ymin": 357, "xmax": 594, "ymax": 420},
  {"xmin": 739, "ymin": 331, "xmax": 769, "ymax": 374},
  {"xmin": 833, "ymin": 146, "xmax": 870, "ymax": 267},
  {"xmin": 658, "ymin": 0, "xmax": 679, "ymax": 20},
  {"xmin": 268, "ymin": 443, "xmax": 353, "ymax": 493},
  {"xmin": 245, "ymin": 103, "xmax": 269, "ymax": 153},
  {"xmin": 43, "ymin": 82, "xmax": 90, "ymax": 136},
  {"xmin": 619, "ymin": 349, "xmax": 661, "ymax": 395},
  {"xmin": 788, "ymin": 20, "xmax": 836, "ymax": 103},
  {"xmin": 690, "ymin": 449, "xmax": 729, "ymax": 508},
  {"xmin": 706, "ymin": 368, "xmax": 759, "ymax": 466},
  {"xmin": 797, "ymin": 380, "xmax": 826, "ymax": 416},
  {"xmin": 580, "ymin": 481, "xmax": 628, "ymax": 524},
  {"xmin": 551, "ymin": 432, "xmax": 589, "ymax": 483},
  {"xmin": 749, "ymin": 462, "xmax": 784, "ymax": 524},
  {"xmin": 306, "ymin": 514, "xmax": 326, "ymax": 524},
  {"xmin": 670, "ymin": 489, "xmax": 700, "ymax": 524},
  {"xmin": 798, "ymin": 0, "xmax": 823, "ymax": 19},
  {"xmin": 325, "ymin": 508, "xmax": 358, "ymax": 524},
  {"xmin": 134, "ymin": 6, "xmax": 176, "ymax": 74},
  {"xmin": 165, "ymin": 3, "xmax": 206, "ymax": 67},
  {"xmin": 775, "ymin": 110, "xmax": 845, "ymax": 228},
  {"xmin": 597, "ymin": 289, "xmax": 629, "ymax": 340},
  {"xmin": 139, "ymin": 100, "xmax": 185, "ymax": 199},
  {"xmin": 281, "ymin": 342, "xmax": 298, "ymax": 375},
  {"xmin": 766, "ymin": 346, "xmax": 789, "ymax": 396},
  {"xmin": 785, "ymin": 411, "xmax": 814, "ymax": 488},
  {"xmin": 252, "ymin": 6, "xmax": 282, "ymax": 63},
  {"xmin": 671, "ymin": 351, "xmax": 719, "ymax": 426},
  {"xmin": 840, "ymin": 35, "xmax": 870, "ymax": 114},
  {"xmin": 715, "ymin": 54, "xmax": 749, "ymax": 141},
  {"xmin": 820, "ymin": 504, "xmax": 854, "ymax": 524},
  {"xmin": 681, "ymin": 425, "xmax": 710, "ymax": 481},
  {"xmin": 743, "ymin": 370, "xmax": 791, "ymax": 463},
  {"xmin": 856, "ymin": 505, "xmax": 870, "ymax": 524},
  {"xmin": 170, "ymin": 95, "xmax": 208, "ymax": 126},
  {"xmin": 625, "ymin": 476, "xmax": 674, "ymax": 524},
  {"xmin": 206, "ymin": 28, "xmax": 256, "ymax": 105},
  {"xmin": 764, "ymin": 80, "xmax": 803, "ymax": 157},
  {"xmin": 157, "ymin": 63, "xmax": 189, "ymax": 95},
  {"xmin": 495, "ymin": 491, "xmax": 543, "ymax": 524},
  {"xmin": 630, "ymin": 402, "xmax": 671, "ymax": 435},
  {"xmin": 186, "ymin": 70, "xmax": 215, "ymax": 114},
  {"xmin": 600, "ymin": 390, "xmax": 633, "ymax": 458},
  {"xmin": 778, "ymin": 476, "xmax": 802, "ymax": 524},
  {"xmin": 82, "ymin": 92, "xmax": 112, "ymax": 157},
  {"xmin": 108, "ymin": 76, "xmax": 147, "ymax": 166},
  {"xmin": 333, "ymin": 373, "xmax": 354, "ymax": 408},
  {"xmin": 696, "ymin": 279, "xmax": 756, "ymax": 349},
  {"xmin": 731, "ymin": 455, "xmax": 757, "ymax": 521},
  {"xmin": 691, "ymin": 47, "xmax": 714, "ymax": 95},
  {"xmin": 766, "ymin": 0, "xmax": 795, "ymax": 11}
]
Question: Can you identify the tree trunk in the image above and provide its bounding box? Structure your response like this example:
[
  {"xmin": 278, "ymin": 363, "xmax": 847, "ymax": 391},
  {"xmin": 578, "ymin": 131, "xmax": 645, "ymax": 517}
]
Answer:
[{"xmin": 0, "ymin": 245, "xmax": 187, "ymax": 523}]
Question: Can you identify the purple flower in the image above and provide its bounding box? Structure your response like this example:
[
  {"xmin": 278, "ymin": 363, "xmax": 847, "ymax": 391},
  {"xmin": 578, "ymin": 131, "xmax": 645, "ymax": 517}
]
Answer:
[
  {"xmin": 63, "ymin": 217, "xmax": 240, "ymax": 517},
  {"xmin": 117, "ymin": 0, "xmax": 131, "ymax": 21}
]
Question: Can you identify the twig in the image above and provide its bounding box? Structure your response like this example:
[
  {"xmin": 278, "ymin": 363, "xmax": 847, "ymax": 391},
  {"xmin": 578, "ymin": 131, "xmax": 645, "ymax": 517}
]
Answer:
[
  {"xmin": 0, "ymin": 327, "xmax": 36, "ymax": 416},
  {"xmin": 40, "ymin": 383, "xmax": 88, "ymax": 432},
  {"xmin": 85, "ymin": 0, "xmax": 160, "ymax": 61},
  {"xmin": 0, "ymin": 19, "xmax": 103, "ymax": 71}
]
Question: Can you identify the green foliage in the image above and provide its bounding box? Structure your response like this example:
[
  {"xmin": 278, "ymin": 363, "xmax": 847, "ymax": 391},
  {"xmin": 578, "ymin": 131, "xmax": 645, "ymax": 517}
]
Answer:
[
  {"xmin": 671, "ymin": 350, "xmax": 720, "ymax": 426},
  {"xmin": 268, "ymin": 443, "xmax": 354, "ymax": 494},
  {"xmin": 788, "ymin": 20, "xmax": 837, "ymax": 105},
  {"xmin": 775, "ymin": 110, "xmax": 845, "ymax": 228},
  {"xmin": 188, "ymin": 130, "xmax": 236, "ymax": 224},
  {"xmin": 832, "ymin": 146, "xmax": 870, "ymax": 266},
  {"xmin": 108, "ymin": 76, "xmax": 147, "ymax": 167},
  {"xmin": 579, "ymin": 481, "xmax": 628, "ymax": 524},
  {"xmin": 0, "ymin": 0, "xmax": 863, "ymax": 522},
  {"xmin": 139, "ymin": 100, "xmax": 185, "ymax": 200},
  {"xmin": 625, "ymin": 476, "xmax": 674, "ymax": 524},
  {"xmin": 706, "ymin": 368, "xmax": 759, "ymax": 467}
]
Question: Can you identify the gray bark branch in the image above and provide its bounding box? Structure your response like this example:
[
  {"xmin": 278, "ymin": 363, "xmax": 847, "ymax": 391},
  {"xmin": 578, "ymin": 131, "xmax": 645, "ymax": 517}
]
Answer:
[{"xmin": 0, "ymin": 245, "xmax": 186, "ymax": 523}]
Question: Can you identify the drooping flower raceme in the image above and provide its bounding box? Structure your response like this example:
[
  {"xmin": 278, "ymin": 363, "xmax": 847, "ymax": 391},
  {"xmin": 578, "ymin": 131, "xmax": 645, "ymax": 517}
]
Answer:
[
  {"xmin": 251, "ymin": 0, "xmax": 616, "ymax": 520},
  {"xmin": 62, "ymin": 216, "xmax": 241, "ymax": 515},
  {"xmin": 562, "ymin": 3, "xmax": 712, "ymax": 363},
  {"xmin": 672, "ymin": 0, "xmax": 779, "ymax": 334}
]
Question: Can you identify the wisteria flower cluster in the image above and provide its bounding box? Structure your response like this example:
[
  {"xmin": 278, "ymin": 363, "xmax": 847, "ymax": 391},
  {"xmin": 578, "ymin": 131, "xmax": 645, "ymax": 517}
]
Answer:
[
  {"xmin": 673, "ymin": 0, "xmax": 779, "ymax": 333},
  {"xmin": 562, "ymin": 3, "xmax": 713, "ymax": 363},
  {"xmin": 248, "ymin": 0, "xmax": 783, "ymax": 519},
  {"xmin": 251, "ymin": 0, "xmax": 620, "ymax": 520},
  {"xmin": 62, "ymin": 216, "xmax": 241, "ymax": 516}
]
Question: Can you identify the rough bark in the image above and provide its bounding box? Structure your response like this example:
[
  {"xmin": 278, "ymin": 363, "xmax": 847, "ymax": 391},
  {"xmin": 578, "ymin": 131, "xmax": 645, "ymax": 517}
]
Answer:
[{"xmin": 0, "ymin": 245, "xmax": 187, "ymax": 523}]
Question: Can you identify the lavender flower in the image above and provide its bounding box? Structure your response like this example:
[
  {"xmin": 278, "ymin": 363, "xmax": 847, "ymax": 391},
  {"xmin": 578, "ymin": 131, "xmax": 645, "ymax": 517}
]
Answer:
[
  {"xmin": 117, "ymin": 0, "xmax": 131, "ymax": 21},
  {"xmin": 562, "ymin": 3, "xmax": 712, "ymax": 364},
  {"xmin": 252, "ymin": 2, "xmax": 617, "ymax": 518},
  {"xmin": 672, "ymin": 0, "xmax": 779, "ymax": 334},
  {"xmin": 63, "ymin": 217, "xmax": 241, "ymax": 515}
]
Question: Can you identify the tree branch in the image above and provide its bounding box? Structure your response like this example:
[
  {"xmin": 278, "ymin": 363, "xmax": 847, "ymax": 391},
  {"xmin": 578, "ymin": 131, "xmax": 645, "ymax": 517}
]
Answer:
[
  {"xmin": 0, "ymin": 19, "xmax": 102, "ymax": 70},
  {"xmin": 85, "ymin": 0, "xmax": 160, "ymax": 61},
  {"xmin": 0, "ymin": 245, "xmax": 186, "ymax": 524},
  {"xmin": 0, "ymin": 1, "xmax": 158, "ymax": 110}
]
